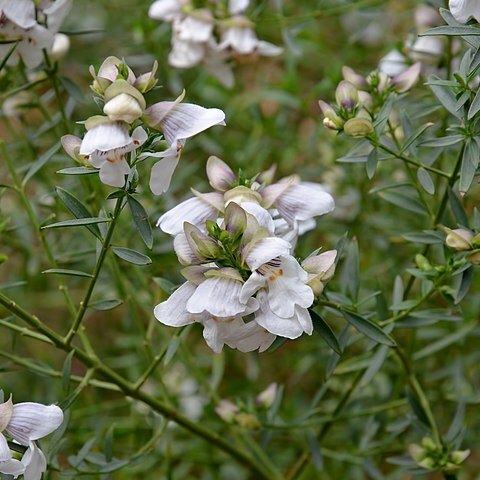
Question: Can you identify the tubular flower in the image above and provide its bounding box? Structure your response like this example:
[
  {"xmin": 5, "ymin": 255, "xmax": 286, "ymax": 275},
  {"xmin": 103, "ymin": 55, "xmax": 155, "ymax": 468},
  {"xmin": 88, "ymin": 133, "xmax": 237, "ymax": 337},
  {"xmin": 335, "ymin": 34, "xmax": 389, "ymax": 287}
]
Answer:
[{"xmin": 0, "ymin": 396, "xmax": 63, "ymax": 480}]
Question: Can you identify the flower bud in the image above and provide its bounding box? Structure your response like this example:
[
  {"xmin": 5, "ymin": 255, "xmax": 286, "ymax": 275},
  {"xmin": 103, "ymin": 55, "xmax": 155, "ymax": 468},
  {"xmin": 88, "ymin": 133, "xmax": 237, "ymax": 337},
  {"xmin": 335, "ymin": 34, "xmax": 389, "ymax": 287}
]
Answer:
[
  {"xmin": 256, "ymin": 383, "xmax": 277, "ymax": 409},
  {"xmin": 206, "ymin": 156, "xmax": 236, "ymax": 192},
  {"xmin": 50, "ymin": 33, "xmax": 70, "ymax": 61},
  {"xmin": 335, "ymin": 80, "xmax": 359, "ymax": 110},
  {"xmin": 61, "ymin": 135, "xmax": 84, "ymax": 163},
  {"xmin": 342, "ymin": 66, "xmax": 368, "ymax": 90},
  {"xmin": 133, "ymin": 60, "xmax": 159, "ymax": 93},
  {"xmin": 303, "ymin": 250, "xmax": 337, "ymax": 296},
  {"xmin": 343, "ymin": 117, "xmax": 374, "ymax": 137},
  {"xmin": 224, "ymin": 186, "xmax": 262, "ymax": 206},
  {"xmin": 235, "ymin": 412, "xmax": 261, "ymax": 430},
  {"xmin": 415, "ymin": 254, "xmax": 432, "ymax": 271},
  {"xmin": 450, "ymin": 449, "xmax": 470, "ymax": 465},
  {"xmin": 215, "ymin": 400, "xmax": 239, "ymax": 423},
  {"xmin": 103, "ymin": 93, "xmax": 144, "ymax": 123},
  {"xmin": 358, "ymin": 91, "xmax": 374, "ymax": 111},
  {"xmin": 466, "ymin": 249, "xmax": 480, "ymax": 265},
  {"xmin": 472, "ymin": 233, "xmax": 480, "ymax": 247},
  {"xmin": 445, "ymin": 228, "xmax": 474, "ymax": 251},
  {"xmin": 0, "ymin": 396, "xmax": 13, "ymax": 431},
  {"xmin": 318, "ymin": 100, "xmax": 344, "ymax": 130}
]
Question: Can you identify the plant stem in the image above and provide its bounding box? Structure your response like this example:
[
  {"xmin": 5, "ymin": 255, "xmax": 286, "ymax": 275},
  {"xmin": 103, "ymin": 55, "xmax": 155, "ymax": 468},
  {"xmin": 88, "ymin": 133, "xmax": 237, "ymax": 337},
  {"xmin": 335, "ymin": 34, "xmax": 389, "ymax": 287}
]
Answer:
[
  {"xmin": 0, "ymin": 142, "xmax": 76, "ymax": 317},
  {"xmin": 0, "ymin": 292, "xmax": 274, "ymax": 480},
  {"xmin": 64, "ymin": 196, "xmax": 124, "ymax": 345}
]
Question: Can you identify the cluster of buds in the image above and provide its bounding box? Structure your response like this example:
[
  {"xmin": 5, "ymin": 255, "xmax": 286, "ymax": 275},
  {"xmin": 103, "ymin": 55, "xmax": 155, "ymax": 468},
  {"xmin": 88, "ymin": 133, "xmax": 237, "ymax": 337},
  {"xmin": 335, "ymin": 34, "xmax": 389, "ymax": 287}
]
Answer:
[
  {"xmin": 62, "ymin": 56, "xmax": 225, "ymax": 194},
  {"xmin": 0, "ymin": 0, "xmax": 72, "ymax": 68},
  {"xmin": 154, "ymin": 157, "xmax": 337, "ymax": 353},
  {"xmin": 0, "ymin": 395, "xmax": 64, "ymax": 480},
  {"xmin": 319, "ymin": 62, "xmax": 421, "ymax": 138},
  {"xmin": 445, "ymin": 227, "xmax": 480, "ymax": 266},
  {"xmin": 409, "ymin": 437, "xmax": 470, "ymax": 473},
  {"xmin": 148, "ymin": 0, "xmax": 282, "ymax": 88}
]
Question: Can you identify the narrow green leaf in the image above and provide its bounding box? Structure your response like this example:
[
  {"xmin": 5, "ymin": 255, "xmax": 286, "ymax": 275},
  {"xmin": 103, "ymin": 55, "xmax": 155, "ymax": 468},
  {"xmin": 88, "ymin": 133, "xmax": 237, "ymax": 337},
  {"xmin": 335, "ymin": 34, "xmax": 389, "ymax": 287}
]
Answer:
[
  {"xmin": 311, "ymin": 310, "xmax": 341, "ymax": 354},
  {"xmin": 361, "ymin": 345, "xmax": 389, "ymax": 386},
  {"xmin": 417, "ymin": 167, "xmax": 435, "ymax": 195},
  {"xmin": 56, "ymin": 187, "xmax": 101, "ymax": 238},
  {"xmin": 89, "ymin": 299, "xmax": 123, "ymax": 311},
  {"xmin": 127, "ymin": 195, "xmax": 153, "ymax": 249},
  {"xmin": 340, "ymin": 238, "xmax": 359, "ymax": 301},
  {"xmin": 455, "ymin": 266, "xmax": 474, "ymax": 304},
  {"xmin": 468, "ymin": 88, "xmax": 480, "ymax": 119},
  {"xmin": 403, "ymin": 231, "xmax": 445, "ymax": 244},
  {"xmin": 406, "ymin": 389, "xmax": 430, "ymax": 428},
  {"xmin": 306, "ymin": 431, "xmax": 323, "ymax": 471},
  {"xmin": 59, "ymin": 76, "xmax": 85, "ymax": 103},
  {"xmin": 366, "ymin": 148, "xmax": 378, "ymax": 179},
  {"xmin": 23, "ymin": 142, "xmax": 61, "ymax": 185},
  {"xmin": 112, "ymin": 247, "xmax": 152, "ymax": 265},
  {"xmin": 423, "ymin": 25, "xmax": 480, "ymax": 36},
  {"xmin": 429, "ymin": 75, "xmax": 462, "ymax": 118},
  {"xmin": 42, "ymin": 268, "xmax": 93, "ymax": 278},
  {"xmin": 459, "ymin": 140, "xmax": 479, "ymax": 193},
  {"xmin": 56, "ymin": 167, "xmax": 98, "ymax": 175},
  {"xmin": 378, "ymin": 190, "xmax": 427, "ymax": 216},
  {"xmin": 401, "ymin": 123, "xmax": 433, "ymax": 152},
  {"xmin": 62, "ymin": 350, "xmax": 75, "ymax": 394},
  {"xmin": 41, "ymin": 217, "xmax": 110, "ymax": 230},
  {"xmin": 448, "ymin": 187, "xmax": 469, "ymax": 226},
  {"xmin": 445, "ymin": 403, "xmax": 465, "ymax": 442},
  {"xmin": 419, "ymin": 135, "xmax": 464, "ymax": 147},
  {"xmin": 342, "ymin": 311, "xmax": 396, "ymax": 346}
]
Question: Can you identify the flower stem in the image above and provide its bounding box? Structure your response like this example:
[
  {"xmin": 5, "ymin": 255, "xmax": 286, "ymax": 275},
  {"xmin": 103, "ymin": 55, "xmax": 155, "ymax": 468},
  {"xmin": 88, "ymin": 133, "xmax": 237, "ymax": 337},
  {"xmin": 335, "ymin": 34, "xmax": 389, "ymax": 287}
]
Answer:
[{"xmin": 64, "ymin": 196, "xmax": 124, "ymax": 345}]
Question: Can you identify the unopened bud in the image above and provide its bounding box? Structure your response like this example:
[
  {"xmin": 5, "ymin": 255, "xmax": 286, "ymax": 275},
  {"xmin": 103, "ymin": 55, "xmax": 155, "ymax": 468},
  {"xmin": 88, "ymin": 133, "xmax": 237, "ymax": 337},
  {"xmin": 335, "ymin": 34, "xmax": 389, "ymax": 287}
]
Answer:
[
  {"xmin": 445, "ymin": 228, "xmax": 473, "ymax": 251},
  {"xmin": 50, "ymin": 33, "xmax": 70, "ymax": 61},
  {"xmin": 235, "ymin": 412, "xmax": 261, "ymax": 430},
  {"xmin": 466, "ymin": 249, "xmax": 480, "ymax": 265},
  {"xmin": 342, "ymin": 66, "xmax": 368, "ymax": 89},
  {"xmin": 335, "ymin": 80, "xmax": 359, "ymax": 110},
  {"xmin": 343, "ymin": 117, "xmax": 373, "ymax": 137},
  {"xmin": 256, "ymin": 383, "xmax": 277, "ymax": 409},
  {"xmin": 319, "ymin": 100, "xmax": 344, "ymax": 130},
  {"xmin": 103, "ymin": 93, "xmax": 143, "ymax": 123},
  {"xmin": 450, "ymin": 449, "xmax": 470, "ymax": 465},
  {"xmin": 134, "ymin": 61, "xmax": 159, "ymax": 93},
  {"xmin": 415, "ymin": 254, "xmax": 432, "ymax": 271},
  {"xmin": 391, "ymin": 62, "xmax": 421, "ymax": 93},
  {"xmin": 215, "ymin": 400, "xmax": 239, "ymax": 423}
]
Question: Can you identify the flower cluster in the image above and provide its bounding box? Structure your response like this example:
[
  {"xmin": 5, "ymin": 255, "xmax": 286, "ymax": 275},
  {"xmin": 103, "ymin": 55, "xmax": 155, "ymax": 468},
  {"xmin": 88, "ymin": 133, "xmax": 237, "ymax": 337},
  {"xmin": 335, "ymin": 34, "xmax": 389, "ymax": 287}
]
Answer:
[
  {"xmin": 0, "ymin": 395, "xmax": 63, "ymax": 480},
  {"xmin": 62, "ymin": 56, "xmax": 225, "ymax": 194},
  {"xmin": 0, "ymin": 0, "xmax": 72, "ymax": 68},
  {"xmin": 148, "ymin": 0, "xmax": 282, "ymax": 87},
  {"xmin": 445, "ymin": 227, "xmax": 480, "ymax": 266},
  {"xmin": 319, "ymin": 61, "xmax": 421, "ymax": 138},
  {"xmin": 154, "ymin": 157, "xmax": 336, "ymax": 353}
]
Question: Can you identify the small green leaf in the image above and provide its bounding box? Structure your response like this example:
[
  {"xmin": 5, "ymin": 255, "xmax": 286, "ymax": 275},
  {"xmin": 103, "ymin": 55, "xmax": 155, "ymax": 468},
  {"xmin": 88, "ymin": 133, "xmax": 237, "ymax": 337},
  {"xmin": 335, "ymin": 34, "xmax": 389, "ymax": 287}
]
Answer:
[
  {"xmin": 417, "ymin": 167, "xmax": 435, "ymax": 195},
  {"xmin": 59, "ymin": 76, "xmax": 85, "ymax": 103},
  {"xmin": 366, "ymin": 148, "xmax": 378, "ymax": 179},
  {"xmin": 56, "ymin": 167, "xmax": 98, "ymax": 175},
  {"xmin": 342, "ymin": 311, "xmax": 396, "ymax": 346},
  {"xmin": 42, "ymin": 268, "xmax": 93, "ymax": 278},
  {"xmin": 429, "ymin": 75, "xmax": 462, "ymax": 118},
  {"xmin": 468, "ymin": 88, "xmax": 480, "ymax": 119},
  {"xmin": 423, "ymin": 25, "xmax": 480, "ymax": 36},
  {"xmin": 419, "ymin": 135, "xmax": 464, "ymax": 147},
  {"xmin": 378, "ymin": 190, "xmax": 428, "ymax": 216},
  {"xmin": 23, "ymin": 142, "xmax": 61, "ymax": 185},
  {"xmin": 310, "ymin": 310, "xmax": 342, "ymax": 354},
  {"xmin": 41, "ymin": 217, "xmax": 111, "ymax": 230},
  {"xmin": 127, "ymin": 195, "xmax": 153, "ymax": 249},
  {"xmin": 459, "ymin": 140, "xmax": 479, "ymax": 193},
  {"xmin": 112, "ymin": 247, "xmax": 152, "ymax": 265},
  {"xmin": 56, "ymin": 187, "xmax": 101, "ymax": 238},
  {"xmin": 62, "ymin": 350, "xmax": 75, "ymax": 394},
  {"xmin": 455, "ymin": 266, "xmax": 474, "ymax": 304},
  {"xmin": 89, "ymin": 299, "xmax": 123, "ymax": 311}
]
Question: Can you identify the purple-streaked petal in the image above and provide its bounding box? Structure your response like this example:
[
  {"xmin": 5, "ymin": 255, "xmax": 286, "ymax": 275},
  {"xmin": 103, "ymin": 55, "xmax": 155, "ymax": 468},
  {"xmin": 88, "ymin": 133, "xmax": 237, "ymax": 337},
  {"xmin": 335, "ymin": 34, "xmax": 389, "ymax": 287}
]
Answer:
[{"xmin": 244, "ymin": 237, "xmax": 291, "ymax": 271}]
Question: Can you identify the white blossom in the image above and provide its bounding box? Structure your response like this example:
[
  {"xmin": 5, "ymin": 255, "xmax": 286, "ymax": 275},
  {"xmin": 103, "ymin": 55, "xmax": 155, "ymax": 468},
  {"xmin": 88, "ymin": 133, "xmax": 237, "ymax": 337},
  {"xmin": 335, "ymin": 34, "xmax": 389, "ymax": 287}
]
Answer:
[{"xmin": 449, "ymin": 0, "xmax": 480, "ymax": 23}]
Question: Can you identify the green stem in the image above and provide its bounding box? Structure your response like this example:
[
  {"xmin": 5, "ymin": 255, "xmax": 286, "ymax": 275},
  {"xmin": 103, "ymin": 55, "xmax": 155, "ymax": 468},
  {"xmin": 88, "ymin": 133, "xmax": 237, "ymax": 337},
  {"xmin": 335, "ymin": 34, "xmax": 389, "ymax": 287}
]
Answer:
[
  {"xmin": 0, "ymin": 142, "xmax": 76, "ymax": 318},
  {"xmin": 0, "ymin": 292, "xmax": 273, "ymax": 480},
  {"xmin": 64, "ymin": 196, "xmax": 124, "ymax": 345}
]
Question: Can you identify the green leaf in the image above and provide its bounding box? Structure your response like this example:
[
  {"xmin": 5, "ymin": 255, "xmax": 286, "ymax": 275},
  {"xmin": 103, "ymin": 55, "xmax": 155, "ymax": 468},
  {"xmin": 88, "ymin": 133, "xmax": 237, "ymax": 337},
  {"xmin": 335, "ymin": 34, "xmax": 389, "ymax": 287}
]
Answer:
[
  {"xmin": 423, "ymin": 25, "xmax": 480, "ymax": 36},
  {"xmin": 41, "ymin": 217, "xmax": 111, "ymax": 230},
  {"xmin": 62, "ymin": 350, "xmax": 75, "ymax": 394},
  {"xmin": 56, "ymin": 167, "xmax": 98, "ymax": 175},
  {"xmin": 373, "ymin": 94, "xmax": 395, "ymax": 135},
  {"xmin": 377, "ymin": 190, "xmax": 428, "ymax": 216},
  {"xmin": 127, "ymin": 195, "xmax": 153, "ymax": 249},
  {"xmin": 448, "ymin": 187, "xmax": 469, "ymax": 226},
  {"xmin": 89, "ymin": 299, "xmax": 123, "ymax": 311},
  {"xmin": 406, "ymin": 389, "xmax": 430, "ymax": 428},
  {"xmin": 401, "ymin": 123, "xmax": 432, "ymax": 152},
  {"xmin": 459, "ymin": 140, "xmax": 479, "ymax": 193},
  {"xmin": 429, "ymin": 75, "xmax": 462, "ymax": 118},
  {"xmin": 112, "ymin": 247, "xmax": 152, "ymax": 265},
  {"xmin": 361, "ymin": 345, "xmax": 389, "ymax": 386},
  {"xmin": 59, "ymin": 76, "xmax": 85, "ymax": 103},
  {"xmin": 402, "ymin": 230, "xmax": 445, "ymax": 244},
  {"xmin": 306, "ymin": 431, "xmax": 323, "ymax": 471},
  {"xmin": 342, "ymin": 311, "xmax": 396, "ymax": 346},
  {"xmin": 106, "ymin": 190, "xmax": 127, "ymax": 200},
  {"xmin": 416, "ymin": 167, "xmax": 435, "ymax": 195},
  {"xmin": 455, "ymin": 266, "xmax": 474, "ymax": 304},
  {"xmin": 23, "ymin": 142, "xmax": 61, "ymax": 185},
  {"xmin": 419, "ymin": 135, "xmax": 464, "ymax": 147},
  {"xmin": 468, "ymin": 88, "xmax": 480, "ymax": 119},
  {"xmin": 56, "ymin": 187, "xmax": 101, "ymax": 238},
  {"xmin": 311, "ymin": 310, "xmax": 341, "ymax": 354},
  {"xmin": 340, "ymin": 238, "xmax": 359, "ymax": 301},
  {"xmin": 366, "ymin": 148, "xmax": 378, "ymax": 179},
  {"xmin": 42, "ymin": 268, "xmax": 93, "ymax": 278}
]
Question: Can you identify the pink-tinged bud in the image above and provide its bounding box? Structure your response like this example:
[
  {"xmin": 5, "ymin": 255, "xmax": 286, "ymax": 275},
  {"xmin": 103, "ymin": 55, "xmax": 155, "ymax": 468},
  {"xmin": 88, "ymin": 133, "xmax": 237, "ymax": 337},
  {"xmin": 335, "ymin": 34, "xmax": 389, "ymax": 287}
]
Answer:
[
  {"xmin": 256, "ymin": 383, "xmax": 277, "ymax": 409},
  {"xmin": 318, "ymin": 100, "xmax": 344, "ymax": 130},
  {"xmin": 342, "ymin": 66, "xmax": 368, "ymax": 90},
  {"xmin": 445, "ymin": 228, "xmax": 474, "ymax": 251},
  {"xmin": 335, "ymin": 80, "xmax": 359, "ymax": 110},
  {"xmin": 391, "ymin": 62, "xmax": 421, "ymax": 93},
  {"xmin": 103, "ymin": 93, "xmax": 144, "ymax": 124},
  {"xmin": 134, "ymin": 60, "xmax": 159, "ymax": 93},
  {"xmin": 303, "ymin": 250, "xmax": 337, "ymax": 296},
  {"xmin": 61, "ymin": 135, "xmax": 83, "ymax": 163},
  {"xmin": 343, "ymin": 117, "xmax": 374, "ymax": 137},
  {"xmin": 467, "ymin": 249, "xmax": 480, "ymax": 265},
  {"xmin": 414, "ymin": 5, "xmax": 442, "ymax": 30},
  {"xmin": 215, "ymin": 400, "xmax": 239, "ymax": 423},
  {"xmin": 0, "ymin": 396, "xmax": 13, "ymax": 432},
  {"xmin": 358, "ymin": 91, "xmax": 374, "ymax": 111},
  {"xmin": 206, "ymin": 156, "xmax": 236, "ymax": 191}
]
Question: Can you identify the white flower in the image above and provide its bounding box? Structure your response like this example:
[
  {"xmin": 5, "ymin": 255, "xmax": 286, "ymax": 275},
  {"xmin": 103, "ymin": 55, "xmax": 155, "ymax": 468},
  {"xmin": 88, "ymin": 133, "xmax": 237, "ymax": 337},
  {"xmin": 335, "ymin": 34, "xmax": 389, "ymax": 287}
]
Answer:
[
  {"xmin": 0, "ymin": 396, "xmax": 63, "ymax": 480},
  {"xmin": 449, "ymin": 0, "xmax": 480, "ymax": 23},
  {"xmin": 148, "ymin": 0, "xmax": 186, "ymax": 22},
  {"xmin": 379, "ymin": 50, "xmax": 408, "ymax": 77},
  {"xmin": 168, "ymin": 33, "xmax": 206, "ymax": 68},
  {"xmin": 78, "ymin": 123, "xmax": 147, "ymax": 187},
  {"xmin": 176, "ymin": 9, "xmax": 214, "ymax": 43}
]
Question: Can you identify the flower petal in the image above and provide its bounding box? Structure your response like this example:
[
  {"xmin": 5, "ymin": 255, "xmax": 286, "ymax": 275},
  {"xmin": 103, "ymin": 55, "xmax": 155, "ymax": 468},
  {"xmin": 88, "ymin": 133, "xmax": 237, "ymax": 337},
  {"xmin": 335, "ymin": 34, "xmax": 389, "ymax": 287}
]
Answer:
[
  {"xmin": 1, "ymin": 0, "xmax": 36, "ymax": 28},
  {"xmin": 149, "ymin": 148, "xmax": 180, "ymax": 195},
  {"xmin": 233, "ymin": 321, "xmax": 276, "ymax": 352},
  {"xmin": 80, "ymin": 122, "xmax": 130, "ymax": 155},
  {"xmin": 6, "ymin": 403, "xmax": 63, "ymax": 445},
  {"xmin": 228, "ymin": 0, "xmax": 249, "ymax": 15},
  {"xmin": 99, "ymin": 159, "xmax": 130, "ymax": 188},
  {"xmin": 21, "ymin": 442, "xmax": 46, "ymax": 480},
  {"xmin": 157, "ymin": 196, "xmax": 218, "ymax": 235},
  {"xmin": 244, "ymin": 237, "xmax": 291, "ymax": 271},
  {"xmin": 0, "ymin": 433, "xmax": 24, "ymax": 477},
  {"xmin": 149, "ymin": 0, "xmax": 182, "ymax": 21},
  {"xmin": 206, "ymin": 156, "xmax": 236, "ymax": 192},
  {"xmin": 154, "ymin": 281, "xmax": 198, "ymax": 327}
]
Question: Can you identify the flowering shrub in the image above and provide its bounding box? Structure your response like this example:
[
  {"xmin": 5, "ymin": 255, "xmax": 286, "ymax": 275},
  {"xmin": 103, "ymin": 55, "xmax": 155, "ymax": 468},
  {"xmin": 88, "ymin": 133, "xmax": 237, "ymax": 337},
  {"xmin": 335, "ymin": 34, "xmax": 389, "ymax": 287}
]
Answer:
[{"xmin": 0, "ymin": 0, "xmax": 479, "ymax": 479}]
